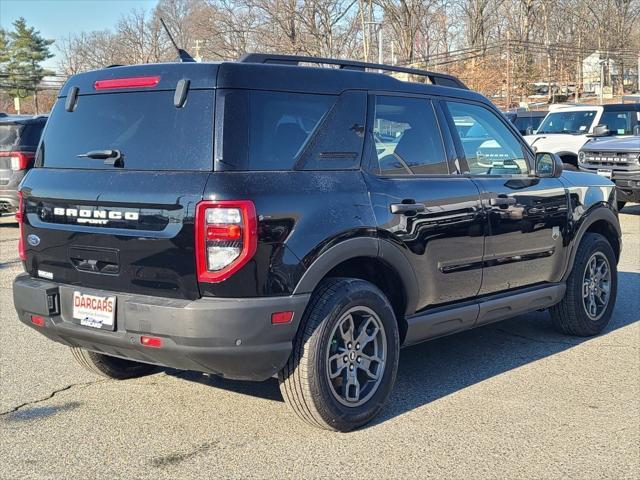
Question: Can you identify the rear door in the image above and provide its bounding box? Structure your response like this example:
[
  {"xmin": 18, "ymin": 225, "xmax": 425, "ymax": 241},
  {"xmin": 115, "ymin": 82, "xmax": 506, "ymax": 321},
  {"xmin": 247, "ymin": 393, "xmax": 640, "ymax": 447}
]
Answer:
[
  {"xmin": 364, "ymin": 94, "xmax": 485, "ymax": 309},
  {"xmin": 442, "ymin": 99, "xmax": 569, "ymax": 298},
  {"xmin": 21, "ymin": 80, "xmax": 215, "ymax": 300}
]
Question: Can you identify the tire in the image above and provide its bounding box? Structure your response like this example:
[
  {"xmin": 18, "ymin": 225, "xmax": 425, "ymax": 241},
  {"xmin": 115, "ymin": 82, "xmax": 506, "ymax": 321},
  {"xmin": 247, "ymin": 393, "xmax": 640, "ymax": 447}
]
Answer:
[
  {"xmin": 550, "ymin": 233, "xmax": 617, "ymax": 336},
  {"xmin": 617, "ymin": 201, "xmax": 626, "ymax": 211},
  {"xmin": 71, "ymin": 347, "xmax": 158, "ymax": 379},
  {"xmin": 562, "ymin": 162, "xmax": 578, "ymax": 171},
  {"xmin": 279, "ymin": 278, "xmax": 400, "ymax": 432}
]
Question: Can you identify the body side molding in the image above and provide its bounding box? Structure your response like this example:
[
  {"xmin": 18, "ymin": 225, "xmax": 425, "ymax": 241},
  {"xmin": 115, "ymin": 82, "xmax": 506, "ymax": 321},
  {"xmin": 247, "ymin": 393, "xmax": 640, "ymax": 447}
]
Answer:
[{"xmin": 403, "ymin": 283, "xmax": 566, "ymax": 346}]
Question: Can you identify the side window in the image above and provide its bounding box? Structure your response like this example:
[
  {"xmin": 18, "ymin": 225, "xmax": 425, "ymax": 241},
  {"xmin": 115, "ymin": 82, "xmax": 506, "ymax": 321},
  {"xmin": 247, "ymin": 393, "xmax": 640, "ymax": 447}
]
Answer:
[
  {"xmin": 297, "ymin": 91, "xmax": 366, "ymax": 170},
  {"xmin": 248, "ymin": 91, "xmax": 334, "ymax": 170},
  {"xmin": 372, "ymin": 96, "xmax": 448, "ymax": 175},
  {"xmin": 215, "ymin": 90, "xmax": 335, "ymax": 171},
  {"xmin": 446, "ymin": 101, "xmax": 530, "ymax": 175}
]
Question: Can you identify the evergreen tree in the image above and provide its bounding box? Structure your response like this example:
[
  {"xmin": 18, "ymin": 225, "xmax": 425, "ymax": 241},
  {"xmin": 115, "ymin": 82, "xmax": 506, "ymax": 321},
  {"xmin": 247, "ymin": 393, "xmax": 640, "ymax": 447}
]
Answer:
[{"xmin": 5, "ymin": 18, "xmax": 54, "ymax": 113}]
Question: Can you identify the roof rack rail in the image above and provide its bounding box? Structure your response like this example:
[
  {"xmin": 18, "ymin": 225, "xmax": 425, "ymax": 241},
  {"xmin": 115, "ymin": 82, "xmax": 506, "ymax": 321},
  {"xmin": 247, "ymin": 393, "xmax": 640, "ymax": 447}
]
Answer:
[{"xmin": 239, "ymin": 53, "xmax": 468, "ymax": 90}]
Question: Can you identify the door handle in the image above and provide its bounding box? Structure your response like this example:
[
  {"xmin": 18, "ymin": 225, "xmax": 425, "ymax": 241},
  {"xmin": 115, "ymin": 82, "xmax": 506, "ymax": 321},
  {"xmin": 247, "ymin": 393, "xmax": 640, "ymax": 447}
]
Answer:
[
  {"xmin": 390, "ymin": 202, "xmax": 426, "ymax": 215},
  {"xmin": 489, "ymin": 196, "xmax": 516, "ymax": 207}
]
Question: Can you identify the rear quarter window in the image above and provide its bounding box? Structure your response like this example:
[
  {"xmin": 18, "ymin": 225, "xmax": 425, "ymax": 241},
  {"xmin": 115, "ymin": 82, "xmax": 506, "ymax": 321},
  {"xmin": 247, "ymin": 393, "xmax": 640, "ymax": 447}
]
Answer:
[
  {"xmin": 215, "ymin": 90, "xmax": 364, "ymax": 171},
  {"xmin": 40, "ymin": 90, "xmax": 214, "ymax": 170}
]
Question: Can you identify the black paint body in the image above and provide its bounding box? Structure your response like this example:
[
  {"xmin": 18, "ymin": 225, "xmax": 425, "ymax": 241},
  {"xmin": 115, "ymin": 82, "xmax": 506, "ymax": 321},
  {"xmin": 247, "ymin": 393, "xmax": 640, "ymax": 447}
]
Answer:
[{"xmin": 16, "ymin": 60, "xmax": 621, "ymax": 373}]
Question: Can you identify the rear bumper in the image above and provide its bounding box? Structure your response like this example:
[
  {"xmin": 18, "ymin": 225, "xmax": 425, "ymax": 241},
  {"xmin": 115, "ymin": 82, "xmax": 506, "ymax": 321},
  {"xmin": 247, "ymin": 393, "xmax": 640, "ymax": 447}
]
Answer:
[
  {"xmin": 0, "ymin": 188, "xmax": 19, "ymax": 211},
  {"xmin": 13, "ymin": 274, "xmax": 310, "ymax": 380},
  {"xmin": 0, "ymin": 169, "xmax": 25, "ymax": 211}
]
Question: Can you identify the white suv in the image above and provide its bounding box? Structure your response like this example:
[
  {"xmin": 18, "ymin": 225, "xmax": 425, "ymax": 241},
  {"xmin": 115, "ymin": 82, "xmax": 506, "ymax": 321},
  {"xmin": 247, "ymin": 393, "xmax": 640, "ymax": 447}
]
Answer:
[{"xmin": 524, "ymin": 104, "xmax": 640, "ymax": 170}]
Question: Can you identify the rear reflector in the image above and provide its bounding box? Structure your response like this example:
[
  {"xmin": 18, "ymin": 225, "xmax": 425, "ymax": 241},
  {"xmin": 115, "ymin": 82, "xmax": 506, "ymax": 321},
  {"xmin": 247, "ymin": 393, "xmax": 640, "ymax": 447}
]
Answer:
[
  {"xmin": 271, "ymin": 311, "xmax": 294, "ymax": 324},
  {"xmin": 31, "ymin": 315, "xmax": 45, "ymax": 327},
  {"xmin": 140, "ymin": 336, "xmax": 163, "ymax": 348},
  {"xmin": 94, "ymin": 76, "xmax": 160, "ymax": 90}
]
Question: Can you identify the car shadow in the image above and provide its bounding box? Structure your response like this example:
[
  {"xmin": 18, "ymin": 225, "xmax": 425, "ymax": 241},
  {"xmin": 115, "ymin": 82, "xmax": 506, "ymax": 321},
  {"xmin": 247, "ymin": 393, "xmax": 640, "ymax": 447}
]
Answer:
[
  {"xmin": 620, "ymin": 203, "xmax": 639, "ymax": 215},
  {"xmin": 171, "ymin": 271, "xmax": 640, "ymax": 427}
]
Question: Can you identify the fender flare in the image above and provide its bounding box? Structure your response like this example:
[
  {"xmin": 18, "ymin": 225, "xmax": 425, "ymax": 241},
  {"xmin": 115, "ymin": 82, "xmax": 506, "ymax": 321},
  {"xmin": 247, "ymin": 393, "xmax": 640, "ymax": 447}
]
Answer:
[
  {"xmin": 563, "ymin": 206, "xmax": 621, "ymax": 281},
  {"xmin": 292, "ymin": 237, "xmax": 419, "ymax": 316}
]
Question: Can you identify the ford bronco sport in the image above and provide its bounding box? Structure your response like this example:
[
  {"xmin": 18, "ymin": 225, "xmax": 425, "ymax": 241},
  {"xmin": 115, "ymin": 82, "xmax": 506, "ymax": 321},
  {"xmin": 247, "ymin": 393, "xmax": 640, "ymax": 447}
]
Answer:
[
  {"xmin": 579, "ymin": 135, "xmax": 640, "ymax": 211},
  {"xmin": 13, "ymin": 54, "xmax": 622, "ymax": 431}
]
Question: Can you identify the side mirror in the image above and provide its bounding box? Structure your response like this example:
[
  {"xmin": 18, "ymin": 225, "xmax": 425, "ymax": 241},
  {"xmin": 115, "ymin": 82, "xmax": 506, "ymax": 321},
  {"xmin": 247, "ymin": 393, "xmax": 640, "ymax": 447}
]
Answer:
[
  {"xmin": 525, "ymin": 126, "xmax": 534, "ymax": 136},
  {"xmin": 633, "ymin": 125, "xmax": 640, "ymax": 136},
  {"xmin": 591, "ymin": 124, "xmax": 610, "ymax": 137},
  {"xmin": 535, "ymin": 152, "xmax": 563, "ymax": 178}
]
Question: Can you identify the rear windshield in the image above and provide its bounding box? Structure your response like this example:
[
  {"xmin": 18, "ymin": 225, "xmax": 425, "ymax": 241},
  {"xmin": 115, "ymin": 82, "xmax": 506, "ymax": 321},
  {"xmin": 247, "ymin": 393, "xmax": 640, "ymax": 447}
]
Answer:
[
  {"xmin": 514, "ymin": 115, "xmax": 544, "ymax": 132},
  {"xmin": 0, "ymin": 124, "xmax": 22, "ymax": 150},
  {"xmin": 40, "ymin": 90, "xmax": 214, "ymax": 170}
]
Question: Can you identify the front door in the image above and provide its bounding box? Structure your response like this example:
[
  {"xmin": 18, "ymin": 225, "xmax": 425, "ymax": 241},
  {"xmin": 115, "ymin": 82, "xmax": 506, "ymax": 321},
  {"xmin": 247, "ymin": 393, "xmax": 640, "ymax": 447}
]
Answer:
[
  {"xmin": 442, "ymin": 99, "xmax": 569, "ymax": 296},
  {"xmin": 364, "ymin": 94, "xmax": 485, "ymax": 310}
]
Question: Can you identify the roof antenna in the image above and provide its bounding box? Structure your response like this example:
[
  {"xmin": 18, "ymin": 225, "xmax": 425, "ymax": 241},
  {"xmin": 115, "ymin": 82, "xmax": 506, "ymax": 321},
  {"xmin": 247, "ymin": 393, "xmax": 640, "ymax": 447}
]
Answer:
[{"xmin": 159, "ymin": 17, "xmax": 196, "ymax": 63}]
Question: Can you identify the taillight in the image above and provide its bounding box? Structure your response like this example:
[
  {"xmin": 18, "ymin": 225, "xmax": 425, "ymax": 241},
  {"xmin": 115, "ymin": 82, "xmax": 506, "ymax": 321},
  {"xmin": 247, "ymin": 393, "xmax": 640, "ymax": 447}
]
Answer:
[
  {"xmin": 195, "ymin": 200, "xmax": 257, "ymax": 283},
  {"xmin": 94, "ymin": 76, "xmax": 160, "ymax": 90},
  {"xmin": 16, "ymin": 190, "xmax": 26, "ymax": 261},
  {"xmin": 0, "ymin": 151, "xmax": 32, "ymax": 170}
]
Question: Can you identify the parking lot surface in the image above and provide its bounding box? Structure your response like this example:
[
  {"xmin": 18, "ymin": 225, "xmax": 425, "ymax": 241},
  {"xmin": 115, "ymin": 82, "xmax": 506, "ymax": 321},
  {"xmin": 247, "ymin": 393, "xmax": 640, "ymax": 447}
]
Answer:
[{"xmin": 1, "ymin": 207, "xmax": 638, "ymax": 480}]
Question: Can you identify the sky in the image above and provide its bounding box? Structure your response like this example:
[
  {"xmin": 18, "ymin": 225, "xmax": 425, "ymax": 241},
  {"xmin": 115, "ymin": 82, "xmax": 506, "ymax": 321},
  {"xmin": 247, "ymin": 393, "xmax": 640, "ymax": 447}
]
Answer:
[{"xmin": 0, "ymin": 0, "xmax": 159, "ymax": 70}]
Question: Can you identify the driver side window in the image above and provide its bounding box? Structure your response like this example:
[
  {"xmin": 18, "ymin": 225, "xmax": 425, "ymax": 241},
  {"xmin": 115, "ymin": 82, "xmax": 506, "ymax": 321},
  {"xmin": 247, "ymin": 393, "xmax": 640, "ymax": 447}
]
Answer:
[{"xmin": 445, "ymin": 101, "xmax": 530, "ymax": 175}]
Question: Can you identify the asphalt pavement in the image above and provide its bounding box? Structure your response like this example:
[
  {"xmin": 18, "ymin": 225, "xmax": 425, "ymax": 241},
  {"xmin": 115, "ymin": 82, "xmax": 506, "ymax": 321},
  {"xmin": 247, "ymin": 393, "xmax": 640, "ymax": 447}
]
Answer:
[{"xmin": 1, "ymin": 206, "xmax": 638, "ymax": 480}]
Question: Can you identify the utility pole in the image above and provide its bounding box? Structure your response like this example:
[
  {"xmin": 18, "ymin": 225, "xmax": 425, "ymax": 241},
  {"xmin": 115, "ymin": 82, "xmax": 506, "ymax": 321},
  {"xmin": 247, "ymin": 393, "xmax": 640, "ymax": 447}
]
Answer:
[
  {"xmin": 506, "ymin": 32, "xmax": 511, "ymax": 109},
  {"xmin": 194, "ymin": 39, "xmax": 202, "ymax": 62},
  {"xmin": 600, "ymin": 58, "xmax": 605, "ymax": 104},
  {"xmin": 365, "ymin": 21, "xmax": 382, "ymax": 65},
  {"xmin": 378, "ymin": 25, "xmax": 383, "ymax": 65}
]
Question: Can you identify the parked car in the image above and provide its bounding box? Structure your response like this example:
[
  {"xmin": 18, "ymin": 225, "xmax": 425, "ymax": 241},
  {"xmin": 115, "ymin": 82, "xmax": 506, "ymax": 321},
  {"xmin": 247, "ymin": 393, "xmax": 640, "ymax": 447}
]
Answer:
[
  {"xmin": 579, "ymin": 135, "xmax": 640, "ymax": 210},
  {"xmin": 0, "ymin": 115, "xmax": 47, "ymax": 214},
  {"xmin": 504, "ymin": 110, "xmax": 547, "ymax": 135},
  {"xmin": 524, "ymin": 103, "xmax": 640, "ymax": 170},
  {"xmin": 13, "ymin": 54, "xmax": 621, "ymax": 431}
]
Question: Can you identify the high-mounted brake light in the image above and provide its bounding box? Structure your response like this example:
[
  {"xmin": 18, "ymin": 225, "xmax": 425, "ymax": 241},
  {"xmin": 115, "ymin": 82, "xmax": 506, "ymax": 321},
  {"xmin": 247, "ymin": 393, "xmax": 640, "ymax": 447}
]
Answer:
[
  {"xmin": 0, "ymin": 151, "xmax": 33, "ymax": 171},
  {"xmin": 195, "ymin": 200, "xmax": 257, "ymax": 283},
  {"xmin": 94, "ymin": 76, "xmax": 160, "ymax": 90},
  {"xmin": 16, "ymin": 190, "xmax": 26, "ymax": 261}
]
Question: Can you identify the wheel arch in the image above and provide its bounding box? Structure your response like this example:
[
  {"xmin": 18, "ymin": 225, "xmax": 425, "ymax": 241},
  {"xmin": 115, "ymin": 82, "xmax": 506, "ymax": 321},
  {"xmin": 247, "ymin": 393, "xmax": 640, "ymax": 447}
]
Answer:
[
  {"xmin": 563, "ymin": 206, "xmax": 621, "ymax": 281},
  {"xmin": 292, "ymin": 237, "xmax": 419, "ymax": 343}
]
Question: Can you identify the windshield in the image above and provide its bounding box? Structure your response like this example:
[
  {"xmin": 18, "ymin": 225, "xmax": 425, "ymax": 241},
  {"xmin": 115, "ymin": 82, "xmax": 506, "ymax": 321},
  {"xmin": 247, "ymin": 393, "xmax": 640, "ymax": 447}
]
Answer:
[{"xmin": 537, "ymin": 110, "xmax": 597, "ymax": 134}]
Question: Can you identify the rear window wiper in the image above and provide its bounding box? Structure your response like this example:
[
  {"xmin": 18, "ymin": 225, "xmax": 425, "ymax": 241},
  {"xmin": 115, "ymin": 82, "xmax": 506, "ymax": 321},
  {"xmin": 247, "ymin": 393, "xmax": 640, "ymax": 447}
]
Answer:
[{"xmin": 77, "ymin": 149, "xmax": 124, "ymax": 167}]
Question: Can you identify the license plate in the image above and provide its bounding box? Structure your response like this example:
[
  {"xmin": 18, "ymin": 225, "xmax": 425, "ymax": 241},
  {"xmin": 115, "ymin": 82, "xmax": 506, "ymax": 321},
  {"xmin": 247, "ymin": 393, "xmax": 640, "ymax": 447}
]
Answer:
[
  {"xmin": 596, "ymin": 169, "xmax": 612, "ymax": 179},
  {"xmin": 72, "ymin": 292, "xmax": 116, "ymax": 330}
]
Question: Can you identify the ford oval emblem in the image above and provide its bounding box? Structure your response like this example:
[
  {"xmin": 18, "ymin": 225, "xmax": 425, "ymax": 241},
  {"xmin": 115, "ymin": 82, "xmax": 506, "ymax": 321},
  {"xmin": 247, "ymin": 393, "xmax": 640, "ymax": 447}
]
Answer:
[{"xmin": 27, "ymin": 234, "xmax": 40, "ymax": 247}]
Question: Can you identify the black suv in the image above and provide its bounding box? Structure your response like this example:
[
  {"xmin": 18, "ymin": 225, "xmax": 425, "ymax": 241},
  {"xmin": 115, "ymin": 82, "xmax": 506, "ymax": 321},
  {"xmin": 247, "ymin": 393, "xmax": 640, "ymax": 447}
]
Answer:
[
  {"xmin": 13, "ymin": 55, "xmax": 622, "ymax": 431},
  {"xmin": 0, "ymin": 115, "xmax": 47, "ymax": 214}
]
